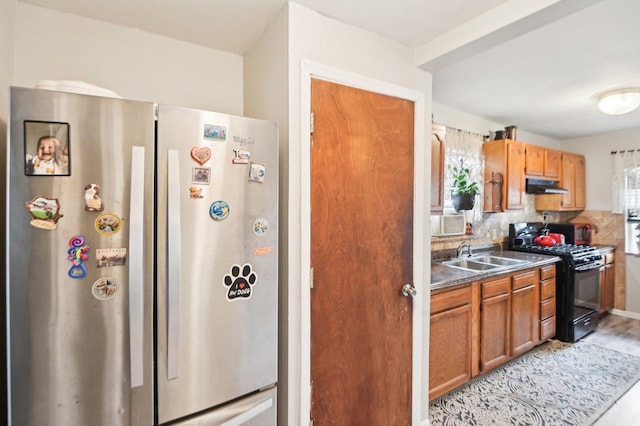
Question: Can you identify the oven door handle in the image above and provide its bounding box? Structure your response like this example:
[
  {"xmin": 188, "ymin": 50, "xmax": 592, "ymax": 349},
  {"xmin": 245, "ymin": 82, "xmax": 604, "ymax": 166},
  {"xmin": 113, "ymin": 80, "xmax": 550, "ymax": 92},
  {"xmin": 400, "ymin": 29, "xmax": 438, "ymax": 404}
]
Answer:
[{"xmin": 575, "ymin": 262, "xmax": 603, "ymax": 272}]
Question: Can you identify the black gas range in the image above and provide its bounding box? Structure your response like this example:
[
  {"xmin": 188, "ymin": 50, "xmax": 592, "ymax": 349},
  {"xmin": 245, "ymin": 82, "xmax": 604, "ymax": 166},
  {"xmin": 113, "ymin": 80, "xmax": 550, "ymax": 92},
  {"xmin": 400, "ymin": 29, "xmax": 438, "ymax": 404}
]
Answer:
[{"xmin": 509, "ymin": 223, "xmax": 602, "ymax": 342}]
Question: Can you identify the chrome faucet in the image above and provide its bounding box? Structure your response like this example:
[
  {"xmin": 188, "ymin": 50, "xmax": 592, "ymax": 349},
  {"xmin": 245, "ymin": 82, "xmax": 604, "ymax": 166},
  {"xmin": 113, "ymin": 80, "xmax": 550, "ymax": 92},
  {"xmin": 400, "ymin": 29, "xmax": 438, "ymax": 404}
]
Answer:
[{"xmin": 457, "ymin": 241, "xmax": 471, "ymax": 258}]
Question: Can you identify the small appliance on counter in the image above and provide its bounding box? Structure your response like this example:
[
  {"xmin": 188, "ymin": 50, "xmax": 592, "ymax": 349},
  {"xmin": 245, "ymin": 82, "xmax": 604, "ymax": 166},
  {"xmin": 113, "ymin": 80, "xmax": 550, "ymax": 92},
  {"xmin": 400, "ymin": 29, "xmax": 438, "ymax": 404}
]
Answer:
[
  {"xmin": 546, "ymin": 223, "xmax": 592, "ymax": 245},
  {"xmin": 509, "ymin": 222, "xmax": 602, "ymax": 342}
]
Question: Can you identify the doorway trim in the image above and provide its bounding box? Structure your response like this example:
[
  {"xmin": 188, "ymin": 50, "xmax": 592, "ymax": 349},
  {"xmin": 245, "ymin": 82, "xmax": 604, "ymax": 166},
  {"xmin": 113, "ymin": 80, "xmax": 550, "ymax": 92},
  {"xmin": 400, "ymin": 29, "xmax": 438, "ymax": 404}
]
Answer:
[{"xmin": 299, "ymin": 59, "xmax": 427, "ymax": 425}]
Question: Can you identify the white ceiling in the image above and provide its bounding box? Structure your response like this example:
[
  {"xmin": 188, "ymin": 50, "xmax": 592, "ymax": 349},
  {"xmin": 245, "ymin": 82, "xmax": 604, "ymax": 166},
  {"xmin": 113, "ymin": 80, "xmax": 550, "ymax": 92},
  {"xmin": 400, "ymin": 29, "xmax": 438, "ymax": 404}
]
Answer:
[{"xmin": 19, "ymin": 0, "xmax": 640, "ymax": 140}]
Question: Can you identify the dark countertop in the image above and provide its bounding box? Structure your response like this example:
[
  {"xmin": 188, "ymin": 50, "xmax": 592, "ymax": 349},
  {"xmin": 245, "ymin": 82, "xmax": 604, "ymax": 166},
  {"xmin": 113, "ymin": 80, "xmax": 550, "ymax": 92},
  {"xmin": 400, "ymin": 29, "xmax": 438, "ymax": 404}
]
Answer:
[
  {"xmin": 431, "ymin": 250, "xmax": 560, "ymax": 292},
  {"xmin": 593, "ymin": 244, "xmax": 616, "ymax": 252}
]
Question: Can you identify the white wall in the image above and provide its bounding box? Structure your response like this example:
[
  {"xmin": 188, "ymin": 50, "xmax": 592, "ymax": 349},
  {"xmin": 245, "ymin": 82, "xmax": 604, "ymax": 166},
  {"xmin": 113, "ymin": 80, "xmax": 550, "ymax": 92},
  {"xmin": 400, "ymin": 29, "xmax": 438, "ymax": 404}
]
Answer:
[
  {"xmin": 282, "ymin": 3, "xmax": 431, "ymax": 425},
  {"xmin": 14, "ymin": 3, "xmax": 244, "ymax": 115},
  {"xmin": 565, "ymin": 128, "xmax": 640, "ymax": 211},
  {"xmin": 243, "ymin": 7, "xmax": 290, "ymax": 425},
  {"xmin": 565, "ymin": 128, "xmax": 640, "ymax": 315},
  {"xmin": 1, "ymin": 1, "xmax": 16, "ymax": 422}
]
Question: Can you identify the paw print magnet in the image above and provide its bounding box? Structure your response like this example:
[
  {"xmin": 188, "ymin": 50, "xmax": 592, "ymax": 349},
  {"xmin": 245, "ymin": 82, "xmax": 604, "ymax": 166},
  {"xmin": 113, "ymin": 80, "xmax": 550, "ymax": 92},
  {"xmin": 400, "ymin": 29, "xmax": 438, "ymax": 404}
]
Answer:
[{"xmin": 224, "ymin": 263, "xmax": 257, "ymax": 301}]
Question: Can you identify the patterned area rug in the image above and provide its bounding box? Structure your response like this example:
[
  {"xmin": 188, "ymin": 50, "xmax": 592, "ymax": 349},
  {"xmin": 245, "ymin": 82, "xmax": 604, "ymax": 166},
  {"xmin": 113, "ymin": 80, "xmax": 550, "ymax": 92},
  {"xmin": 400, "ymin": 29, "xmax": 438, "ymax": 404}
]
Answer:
[{"xmin": 429, "ymin": 340, "xmax": 640, "ymax": 425}]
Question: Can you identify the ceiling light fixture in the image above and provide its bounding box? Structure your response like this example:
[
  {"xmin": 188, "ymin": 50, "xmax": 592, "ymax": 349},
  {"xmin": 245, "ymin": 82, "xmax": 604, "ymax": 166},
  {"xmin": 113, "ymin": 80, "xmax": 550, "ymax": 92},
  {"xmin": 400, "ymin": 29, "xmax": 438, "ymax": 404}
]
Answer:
[{"xmin": 597, "ymin": 89, "xmax": 640, "ymax": 115}]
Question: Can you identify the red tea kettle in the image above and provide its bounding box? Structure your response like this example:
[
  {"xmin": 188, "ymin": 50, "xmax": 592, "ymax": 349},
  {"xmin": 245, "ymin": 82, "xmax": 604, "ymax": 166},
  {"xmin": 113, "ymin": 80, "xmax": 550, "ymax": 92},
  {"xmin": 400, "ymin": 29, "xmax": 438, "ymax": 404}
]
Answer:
[{"xmin": 535, "ymin": 234, "xmax": 557, "ymax": 247}]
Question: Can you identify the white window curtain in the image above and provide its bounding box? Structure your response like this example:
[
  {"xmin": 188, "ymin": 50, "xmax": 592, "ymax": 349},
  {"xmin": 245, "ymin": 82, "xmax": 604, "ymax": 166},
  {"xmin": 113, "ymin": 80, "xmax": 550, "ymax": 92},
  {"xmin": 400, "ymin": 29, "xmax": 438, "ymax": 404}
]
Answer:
[
  {"xmin": 612, "ymin": 150, "xmax": 640, "ymax": 214},
  {"xmin": 443, "ymin": 126, "xmax": 485, "ymax": 224}
]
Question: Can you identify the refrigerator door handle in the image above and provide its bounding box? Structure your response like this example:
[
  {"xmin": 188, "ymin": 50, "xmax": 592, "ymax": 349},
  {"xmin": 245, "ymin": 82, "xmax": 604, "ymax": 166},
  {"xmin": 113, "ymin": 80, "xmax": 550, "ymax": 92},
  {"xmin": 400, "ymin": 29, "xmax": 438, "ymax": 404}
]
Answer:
[
  {"xmin": 220, "ymin": 398, "xmax": 274, "ymax": 426},
  {"xmin": 167, "ymin": 149, "xmax": 181, "ymax": 380},
  {"xmin": 129, "ymin": 146, "xmax": 146, "ymax": 388}
]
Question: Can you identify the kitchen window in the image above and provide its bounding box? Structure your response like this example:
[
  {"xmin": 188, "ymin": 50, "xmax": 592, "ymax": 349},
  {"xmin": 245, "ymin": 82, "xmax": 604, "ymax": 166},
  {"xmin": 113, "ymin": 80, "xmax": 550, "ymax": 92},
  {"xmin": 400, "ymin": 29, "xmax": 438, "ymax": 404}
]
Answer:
[
  {"xmin": 611, "ymin": 149, "xmax": 640, "ymax": 254},
  {"xmin": 442, "ymin": 126, "xmax": 484, "ymax": 223}
]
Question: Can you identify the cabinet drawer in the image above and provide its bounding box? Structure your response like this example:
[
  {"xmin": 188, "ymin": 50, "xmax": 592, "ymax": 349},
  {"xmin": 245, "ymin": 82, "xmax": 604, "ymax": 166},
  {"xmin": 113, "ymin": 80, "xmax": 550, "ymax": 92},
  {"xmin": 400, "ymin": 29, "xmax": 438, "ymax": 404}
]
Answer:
[
  {"xmin": 540, "ymin": 278, "xmax": 556, "ymax": 300},
  {"xmin": 481, "ymin": 277, "xmax": 510, "ymax": 299},
  {"xmin": 540, "ymin": 264, "xmax": 556, "ymax": 280},
  {"xmin": 540, "ymin": 316, "xmax": 556, "ymax": 341},
  {"xmin": 512, "ymin": 269, "xmax": 538, "ymax": 290},
  {"xmin": 540, "ymin": 297, "xmax": 556, "ymax": 320},
  {"xmin": 431, "ymin": 286, "xmax": 471, "ymax": 315}
]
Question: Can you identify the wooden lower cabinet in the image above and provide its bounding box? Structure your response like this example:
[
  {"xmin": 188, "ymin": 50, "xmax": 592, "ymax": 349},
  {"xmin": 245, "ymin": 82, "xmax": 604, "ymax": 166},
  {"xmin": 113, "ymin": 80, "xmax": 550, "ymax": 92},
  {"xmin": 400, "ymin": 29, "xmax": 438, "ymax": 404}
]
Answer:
[
  {"xmin": 430, "ymin": 265, "xmax": 556, "ymax": 400},
  {"xmin": 479, "ymin": 277, "xmax": 511, "ymax": 372},
  {"xmin": 599, "ymin": 249, "xmax": 615, "ymax": 314},
  {"xmin": 511, "ymin": 269, "xmax": 540, "ymax": 357},
  {"xmin": 429, "ymin": 285, "xmax": 473, "ymax": 400},
  {"xmin": 540, "ymin": 264, "xmax": 557, "ymax": 340}
]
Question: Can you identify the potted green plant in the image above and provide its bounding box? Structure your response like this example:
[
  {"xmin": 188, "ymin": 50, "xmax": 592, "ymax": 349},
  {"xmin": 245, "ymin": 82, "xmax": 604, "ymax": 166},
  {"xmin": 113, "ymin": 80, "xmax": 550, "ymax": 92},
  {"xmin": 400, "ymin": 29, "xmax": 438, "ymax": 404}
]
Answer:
[{"xmin": 450, "ymin": 159, "xmax": 479, "ymax": 211}]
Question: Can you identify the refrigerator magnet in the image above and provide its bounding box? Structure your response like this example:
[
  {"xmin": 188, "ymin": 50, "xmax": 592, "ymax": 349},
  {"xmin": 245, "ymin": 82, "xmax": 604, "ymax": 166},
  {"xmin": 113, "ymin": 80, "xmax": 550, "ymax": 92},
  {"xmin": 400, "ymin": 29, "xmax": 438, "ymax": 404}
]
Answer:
[
  {"xmin": 254, "ymin": 247, "xmax": 274, "ymax": 256},
  {"xmin": 252, "ymin": 218, "xmax": 269, "ymax": 236},
  {"xmin": 84, "ymin": 183, "xmax": 104, "ymax": 212},
  {"xmin": 96, "ymin": 248, "xmax": 127, "ymax": 267},
  {"xmin": 248, "ymin": 162, "xmax": 266, "ymax": 183},
  {"xmin": 94, "ymin": 213, "xmax": 122, "ymax": 236},
  {"xmin": 224, "ymin": 263, "xmax": 257, "ymax": 300},
  {"xmin": 190, "ymin": 146, "xmax": 211, "ymax": 166},
  {"xmin": 189, "ymin": 186, "xmax": 204, "ymax": 199},
  {"xmin": 24, "ymin": 120, "xmax": 70, "ymax": 176},
  {"xmin": 232, "ymin": 149, "xmax": 251, "ymax": 164},
  {"xmin": 25, "ymin": 195, "xmax": 64, "ymax": 230},
  {"xmin": 203, "ymin": 124, "xmax": 227, "ymax": 141},
  {"xmin": 232, "ymin": 135, "xmax": 255, "ymax": 146},
  {"xmin": 67, "ymin": 236, "xmax": 90, "ymax": 279},
  {"xmin": 209, "ymin": 200, "xmax": 230, "ymax": 221},
  {"xmin": 192, "ymin": 167, "xmax": 211, "ymax": 184},
  {"xmin": 91, "ymin": 277, "xmax": 118, "ymax": 301}
]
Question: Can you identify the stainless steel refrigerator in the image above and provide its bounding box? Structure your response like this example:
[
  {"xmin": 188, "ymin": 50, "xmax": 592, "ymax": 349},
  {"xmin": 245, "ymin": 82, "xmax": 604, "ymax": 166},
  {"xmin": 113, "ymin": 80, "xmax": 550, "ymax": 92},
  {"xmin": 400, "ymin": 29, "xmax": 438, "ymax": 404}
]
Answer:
[{"xmin": 6, "ymin": 87, "xmax": 278, "ymax": 425}]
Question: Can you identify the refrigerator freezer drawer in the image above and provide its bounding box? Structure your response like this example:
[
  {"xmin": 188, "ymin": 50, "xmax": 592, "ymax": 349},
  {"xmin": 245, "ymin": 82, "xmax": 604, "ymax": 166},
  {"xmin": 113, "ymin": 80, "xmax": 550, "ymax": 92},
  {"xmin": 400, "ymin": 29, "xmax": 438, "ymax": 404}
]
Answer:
[{"xmin": 169, "ymin": 386, "xmax": 276, "ymax": 426}]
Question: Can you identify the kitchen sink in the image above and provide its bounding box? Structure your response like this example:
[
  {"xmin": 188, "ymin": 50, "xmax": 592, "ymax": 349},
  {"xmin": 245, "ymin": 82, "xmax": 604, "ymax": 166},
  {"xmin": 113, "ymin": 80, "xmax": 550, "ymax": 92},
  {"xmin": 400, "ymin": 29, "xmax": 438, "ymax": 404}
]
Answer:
[
  {"xmin": 442, "ymin": 258, "xmax": 500, "ymax": 271},
  {"xmin": 441, "ymin": 255, "xmax": 530, "ymax": 272},
  {"xmin": 468, "ymin": 255, "xmax": 529, "ymax": 266}
]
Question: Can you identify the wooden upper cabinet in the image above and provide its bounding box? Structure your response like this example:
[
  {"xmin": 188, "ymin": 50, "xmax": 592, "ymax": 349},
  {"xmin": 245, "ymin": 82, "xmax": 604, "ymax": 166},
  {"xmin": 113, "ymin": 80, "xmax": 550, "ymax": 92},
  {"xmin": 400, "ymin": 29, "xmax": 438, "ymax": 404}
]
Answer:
[
  {"xmin": 544, "ymin": 149, "xmax": 561, "ymax": 180},
  {"xmin": 431, "ymin": 124, "xmax": 446, "ymax": 214},
  {"xmin": 483, "ymin": 139, "xmax": 525, "ymax": 211},
  {"xmin": 574, "ymin": 154, "xmax": 586, "ymax": 209},
  {"xmin": 525, "ymin": 144, "xmax": 544, "ymax": 177},
  {"xmin": 525, "ymin": 144, "xmax": 561, "ymax": 180},
  {"xmin": 535, "ymin": 152, "xmax": 586, "ymax": 211}
]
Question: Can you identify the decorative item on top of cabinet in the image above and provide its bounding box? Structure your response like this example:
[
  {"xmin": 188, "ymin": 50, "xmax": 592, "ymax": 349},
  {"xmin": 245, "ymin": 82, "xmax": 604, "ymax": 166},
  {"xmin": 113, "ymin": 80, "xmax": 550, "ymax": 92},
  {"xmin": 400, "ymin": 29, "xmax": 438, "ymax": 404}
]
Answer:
[
  {"xmin": 431, "ymin": 124, "xmax": 445, "ymax": 214},
  {"xmin": 535, "ymin": 152, "xmax": 586, "ymax": 211},
  {"xmin": 483, "ymin": 139, "xmax": 526, "ymax": 211}
]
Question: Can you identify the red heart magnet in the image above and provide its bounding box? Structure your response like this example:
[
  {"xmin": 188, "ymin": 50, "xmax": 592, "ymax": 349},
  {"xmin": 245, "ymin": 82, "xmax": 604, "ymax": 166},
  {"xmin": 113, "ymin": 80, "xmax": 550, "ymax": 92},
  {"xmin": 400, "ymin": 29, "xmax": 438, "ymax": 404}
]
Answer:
[{"xmin": 190, "ymin": 147, "xmax": 212, "ymax": 166}]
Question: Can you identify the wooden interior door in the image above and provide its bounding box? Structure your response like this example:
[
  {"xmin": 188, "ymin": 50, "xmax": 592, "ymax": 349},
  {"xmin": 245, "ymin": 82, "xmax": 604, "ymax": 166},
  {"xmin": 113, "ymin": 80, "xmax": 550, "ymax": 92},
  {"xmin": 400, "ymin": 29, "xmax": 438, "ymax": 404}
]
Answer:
[{"xmin": 310, "ymin": 78, "xmax": 414, "ymax": 425}]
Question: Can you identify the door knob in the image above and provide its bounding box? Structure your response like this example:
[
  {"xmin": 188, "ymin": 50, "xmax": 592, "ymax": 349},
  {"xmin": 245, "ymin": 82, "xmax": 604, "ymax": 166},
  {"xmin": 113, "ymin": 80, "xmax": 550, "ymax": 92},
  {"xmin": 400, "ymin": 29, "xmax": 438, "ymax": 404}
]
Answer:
[{"xmin": 402, "ymin": 283, "xmax": 417, "ymax": 297}]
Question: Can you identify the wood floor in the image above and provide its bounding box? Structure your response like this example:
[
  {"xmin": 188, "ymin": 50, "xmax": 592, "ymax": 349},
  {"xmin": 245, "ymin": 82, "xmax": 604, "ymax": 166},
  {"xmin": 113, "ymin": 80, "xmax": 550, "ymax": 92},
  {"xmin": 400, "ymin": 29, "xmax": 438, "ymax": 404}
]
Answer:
[{"xmin": 583, "ymin": 314, "xmax": 640, "ymax": 426}]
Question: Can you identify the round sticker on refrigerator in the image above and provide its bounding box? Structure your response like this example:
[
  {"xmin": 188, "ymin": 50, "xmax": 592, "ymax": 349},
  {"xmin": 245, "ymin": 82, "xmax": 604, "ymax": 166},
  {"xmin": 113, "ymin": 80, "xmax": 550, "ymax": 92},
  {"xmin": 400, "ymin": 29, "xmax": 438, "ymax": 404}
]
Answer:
[
  {"xmin": 91, "ymin": 277, "xmax": 118, "ymax": 301},
  {"xmin": 209, "ymin": 200, "xmax": 230, "ymax": 221},
  {"xmin": 94, "ymin": 212, "xmax": 122, "ymax": 235},
  {"xmin": 252, "ymin": 218, "xmax": 269, "ymax": 236}
]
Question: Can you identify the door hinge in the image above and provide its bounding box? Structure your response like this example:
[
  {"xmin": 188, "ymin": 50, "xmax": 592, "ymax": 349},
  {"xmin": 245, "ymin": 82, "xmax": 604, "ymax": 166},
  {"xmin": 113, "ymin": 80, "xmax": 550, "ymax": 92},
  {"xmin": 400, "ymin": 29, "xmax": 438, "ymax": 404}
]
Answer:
[
  {"xmin": 310, "ymin": 112, "xmax": 314, "ymax": 134},
  {"xmin": 310, "ymin": 267, "xmax": 314, "ymax": 288}
]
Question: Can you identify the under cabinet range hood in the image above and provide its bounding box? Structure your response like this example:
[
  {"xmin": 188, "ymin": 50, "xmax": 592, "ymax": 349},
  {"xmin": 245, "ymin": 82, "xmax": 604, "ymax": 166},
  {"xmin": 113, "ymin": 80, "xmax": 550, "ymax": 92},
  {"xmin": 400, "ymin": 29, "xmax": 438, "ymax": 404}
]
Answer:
[{"xmin": 525, "ymin": 178, "xmax": 569, "ymax": 194}]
